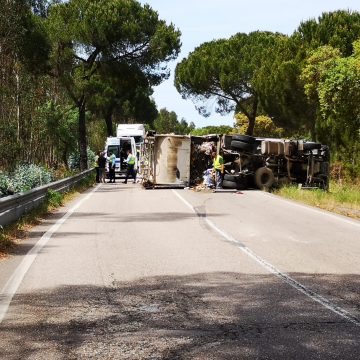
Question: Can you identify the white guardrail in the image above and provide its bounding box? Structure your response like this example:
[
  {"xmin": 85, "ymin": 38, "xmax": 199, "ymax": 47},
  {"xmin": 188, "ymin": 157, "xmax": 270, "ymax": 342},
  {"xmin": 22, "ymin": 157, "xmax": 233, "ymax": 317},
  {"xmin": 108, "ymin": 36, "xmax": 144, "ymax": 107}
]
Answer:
[{"xmin": 0, "ymin": 169, "xmax": 94, "ymax": 227}]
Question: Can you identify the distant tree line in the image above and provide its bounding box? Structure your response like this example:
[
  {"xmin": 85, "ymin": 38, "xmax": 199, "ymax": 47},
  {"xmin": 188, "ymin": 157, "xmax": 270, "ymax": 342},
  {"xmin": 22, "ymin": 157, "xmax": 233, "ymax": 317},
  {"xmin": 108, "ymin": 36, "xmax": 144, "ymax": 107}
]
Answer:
[
  {"xmin": 2, "ymin": 4, "xmax": 360, "ymax": 179},
  {"xmin": 175, "ymin": 10, "xmax": 360, "ymax": 178},
  {"xmin": 0, "ymin": 0, "xmax": 181, "ymax": 171}
]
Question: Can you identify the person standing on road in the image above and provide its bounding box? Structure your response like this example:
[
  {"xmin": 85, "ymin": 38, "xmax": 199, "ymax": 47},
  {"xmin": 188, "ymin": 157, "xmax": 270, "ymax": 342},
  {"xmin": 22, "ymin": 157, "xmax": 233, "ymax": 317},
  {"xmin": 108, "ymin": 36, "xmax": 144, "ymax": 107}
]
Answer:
[
  {"xmin": 123, "ymin": 149, "xmax": 136, "ymax": 184},
  {"xmin": 94, "ymin": 151, "xmax": 100, "ymax": 183},
  {"xmin": 212, "ymin": 151, "xmax": 224, "ymax": 189},
  {"xmin": 108, "ymin": 152, "xmax": 116, "ymax": 183},
  {"xmin": 98, "ymin": 151, "xmax": 107, "ymax": 183}
]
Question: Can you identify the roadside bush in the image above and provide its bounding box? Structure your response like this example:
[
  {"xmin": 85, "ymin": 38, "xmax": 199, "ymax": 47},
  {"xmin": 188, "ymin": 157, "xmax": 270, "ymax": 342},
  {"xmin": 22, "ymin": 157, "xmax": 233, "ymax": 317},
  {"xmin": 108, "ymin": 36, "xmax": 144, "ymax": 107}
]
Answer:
[
  {"xmin": 0, "ymin": 172, "xmax": 13, "ymax": 197},
  {"xmin": 46, "ymin": 189, "xmax": 63, "ymax": 208},
  {"xmin": 12, "ymin": 164, "xmax": 53, "ymax": 192},
  {"xmin": 0, "ymin": 164, "xmax": 54, "ymax": 196}
]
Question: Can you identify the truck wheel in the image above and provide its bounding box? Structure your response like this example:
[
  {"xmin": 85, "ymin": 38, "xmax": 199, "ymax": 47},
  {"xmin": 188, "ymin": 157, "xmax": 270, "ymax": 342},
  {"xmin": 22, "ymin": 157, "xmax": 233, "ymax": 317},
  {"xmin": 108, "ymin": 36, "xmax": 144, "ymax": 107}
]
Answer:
[
  {"xmin": 232, "ymin": 135, "xmax": 256, "ymax": 143},
  {"xmin": 222, "ymin": 180, "xmax": 237, "ymax": 189},
  {"xmin": 303, "ymin": 142, "xmax": 322, "ymax": 150},
  {"xmin": 223, "ymin": 135, "xmax": 233, "ymax": 149},
  {"xmin": 230, "ymin": 140, "xmax": 253, "ymax": 152},
  {"xmin": 224, "ymin": 173, "xmax": 239, "ymax": 182},
  {"xmin": 255, "ymin": 167, "xmax": 275, "ymax": 190},
  {"xmin": 236, "ymin": 176, "xmax": 248, "ymax": 190}
]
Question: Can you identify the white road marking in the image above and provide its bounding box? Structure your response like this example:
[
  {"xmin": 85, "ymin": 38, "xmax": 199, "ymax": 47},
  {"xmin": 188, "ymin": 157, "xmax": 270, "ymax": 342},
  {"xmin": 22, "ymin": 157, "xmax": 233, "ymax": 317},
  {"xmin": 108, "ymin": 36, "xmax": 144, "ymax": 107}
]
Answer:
[
  {"xmin": 0, "ymin": 184, "xmax": 101, "ymax": 324},
  {"xmin": 172, "ymin": 190, "xmax": 360, "ymax": 327}
]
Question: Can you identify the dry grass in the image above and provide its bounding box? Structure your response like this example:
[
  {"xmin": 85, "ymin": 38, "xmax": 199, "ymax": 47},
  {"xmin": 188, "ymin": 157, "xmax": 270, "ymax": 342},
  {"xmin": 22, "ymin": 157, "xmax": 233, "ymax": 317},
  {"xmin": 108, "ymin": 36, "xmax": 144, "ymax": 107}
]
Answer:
[{"xmin": 274, "ymin": 180, "xmax": 360, "ymax": 220}]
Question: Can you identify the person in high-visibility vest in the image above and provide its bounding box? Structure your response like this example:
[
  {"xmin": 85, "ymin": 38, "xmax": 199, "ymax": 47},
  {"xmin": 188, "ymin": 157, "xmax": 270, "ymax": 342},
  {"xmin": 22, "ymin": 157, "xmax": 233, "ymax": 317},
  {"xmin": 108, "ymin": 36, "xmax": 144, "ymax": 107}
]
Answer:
[
  {"xmin": 123, "ymin": 149, "xmax": 137, "ymax": 184},
  {"xmin": 212, "ymin": 151, "xmax": 224, "ymax": 189}
]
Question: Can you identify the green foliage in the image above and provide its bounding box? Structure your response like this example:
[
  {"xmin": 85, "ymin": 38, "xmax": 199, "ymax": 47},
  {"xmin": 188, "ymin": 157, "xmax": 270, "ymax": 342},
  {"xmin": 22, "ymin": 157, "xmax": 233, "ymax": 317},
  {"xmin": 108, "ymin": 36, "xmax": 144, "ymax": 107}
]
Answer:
[
  {"xmin": 0, "ymin": 171, "xmax": 94, "ymax": 254},
  {"xmin": 46, "ymin": 189, "xmax": 63, "ymax": 207},
  {"xmin": 68, "ymin": 148, "xmax": 96, "ymax": 171},
  {"xmin": 275, "ymin": 180, "xmax": 360, "ymax": 220},
  {"xmin": 301, "ymin": 45, "xmax": 341, "ymax": 100},
  {"xmin": 153, "ymin": 108, "xmax": 195, "ymax": 135},
  {"xmin": 191, "ymin": 125, "xmax": 233, "ymax": 136},
  {"xmin": 175, "ymin": 31, "xmax": 285, "ymax": 135},
  {"xmin": 330, "ymin": 181, "xmax": 360, "ymax": 204},
  {"xmin": 317, "ymin": 56, "xmax": 360, "ymax": 137},
  {"xmin": 294, "ymin": 10, "xmax": 360, "ymax": 56},
  {"xmin": 0, "ymin": 164, "xmax": 54, "ymax": 196},
  {"xmin": 0, "ymin": 0, "xmax": 58, "ymax": 171},
  {"xmin": 300, "ymin": 41, "xmax": 360, "ymax": 173},
  {"xmin": 0, "ymin": 172, "xmax": 12, "ymax": 197},
  {"xmin": 48, "ymin": 0, "xmax": 181, "ymax": 169},
  {"xmin": 87, "ymin": 62, "xmax": 158, "ymax": 136},
  {"xmin": 87, "ymin": 120, "xmax": 108, "ymax": 155},
  {"xmin": 258, "ymin": 10, "xmax": 360, "ymax": 140},
  {"xmin": 0, "ymin": 0, "xmax": 50, "ymax": 73},
  {"xmin": 37, "ymin": 101, "xmax": 79, "ymax": 167},
  {"xmin": 254, "ymin": 36, "xmax": 315, "ymax": 136},
  {"xmin": 234, "ymin": 114, "xmax": 285, "ymax": 138}
]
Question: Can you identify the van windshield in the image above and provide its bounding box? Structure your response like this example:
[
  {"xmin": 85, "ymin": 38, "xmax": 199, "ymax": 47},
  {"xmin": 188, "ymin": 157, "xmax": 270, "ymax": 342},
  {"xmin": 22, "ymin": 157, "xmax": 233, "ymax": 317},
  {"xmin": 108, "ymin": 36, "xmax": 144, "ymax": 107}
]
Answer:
[{"xmin": 133, "ymin": 136, "xmax": 143, "ymax": 144}]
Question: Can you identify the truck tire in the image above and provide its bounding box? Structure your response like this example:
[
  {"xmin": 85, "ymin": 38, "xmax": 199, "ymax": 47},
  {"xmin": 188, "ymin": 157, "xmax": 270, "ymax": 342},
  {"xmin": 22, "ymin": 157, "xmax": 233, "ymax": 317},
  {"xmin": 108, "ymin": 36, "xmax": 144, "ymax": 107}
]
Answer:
[
  {"xmin": 236, "ymin": 175, "xmax": 248, "ymax": 190},
  {"xmin": 224, "ymin": 173, "xmax": 239, "ymax": 182},
  {"xmin": 232, "ymin": 135, "xmax": 256, "ymax": 143},
  {"xmin": 230, "ymin": 140, "xmax": 253, "ymax": 152},
  {"xmin": 303, "ymin": 142, "xmax": 322, "ymax": 150},
  {"xmin": 223, "ymin": 135, "xmax": 233, "ymax": 149},
  {"xmin": 255, "ymin": 167, "xmax": 275, "ymax": 190},
  {"xmin": 222, "ymin": 179, "xmax": 237, "ymax": 189}
]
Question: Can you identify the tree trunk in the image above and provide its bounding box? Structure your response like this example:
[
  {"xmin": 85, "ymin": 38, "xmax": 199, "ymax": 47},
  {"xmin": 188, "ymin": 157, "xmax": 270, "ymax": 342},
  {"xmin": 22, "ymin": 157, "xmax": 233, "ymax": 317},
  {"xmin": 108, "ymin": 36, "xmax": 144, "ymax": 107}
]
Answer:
[
  {"xmin": 105, "ymin": 111, "xmax": 113, "ymax": 137},
  {"xmin": 78, "ymin": 97, "xmax": 88, "ymax": 171},
  {"xmin": 246, "ymin": 115, "xmax": 256, "ymax": 136},
  {"xmin": 15, "ymin": 67, "xmax": 20, "ymax": 142},
  {"xmin": 62, "ymin": 148, "xmax": 69, "ymax": 170},
  {"xmin": 245, "ymin": 95, "xmax": 258, "ymax": 136}
]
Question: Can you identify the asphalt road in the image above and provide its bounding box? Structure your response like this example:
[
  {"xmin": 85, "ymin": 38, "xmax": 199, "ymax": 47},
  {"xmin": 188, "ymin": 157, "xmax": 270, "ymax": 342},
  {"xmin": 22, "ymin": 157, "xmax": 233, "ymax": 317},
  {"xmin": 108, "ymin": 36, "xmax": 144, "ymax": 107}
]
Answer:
[{"xmin": 0, "ymin": 183, "xmax": 359, "ymax": 359}]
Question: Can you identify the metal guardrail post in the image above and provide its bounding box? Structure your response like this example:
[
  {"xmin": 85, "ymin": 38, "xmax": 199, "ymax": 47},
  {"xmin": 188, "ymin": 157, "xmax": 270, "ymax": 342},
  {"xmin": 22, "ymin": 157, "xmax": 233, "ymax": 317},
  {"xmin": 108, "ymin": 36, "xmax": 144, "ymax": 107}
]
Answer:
[{"xmin": 0, "ymin": 169, "xmax": 94, "ymax": 227}]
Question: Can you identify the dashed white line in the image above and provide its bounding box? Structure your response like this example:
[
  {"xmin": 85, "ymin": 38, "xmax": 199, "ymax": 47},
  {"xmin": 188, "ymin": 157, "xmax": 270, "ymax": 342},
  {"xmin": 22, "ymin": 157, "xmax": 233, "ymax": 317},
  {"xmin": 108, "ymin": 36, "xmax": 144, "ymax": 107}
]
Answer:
[{"xmin": 172, "ymin": 189, "xmax": 360, "ymax": 327}]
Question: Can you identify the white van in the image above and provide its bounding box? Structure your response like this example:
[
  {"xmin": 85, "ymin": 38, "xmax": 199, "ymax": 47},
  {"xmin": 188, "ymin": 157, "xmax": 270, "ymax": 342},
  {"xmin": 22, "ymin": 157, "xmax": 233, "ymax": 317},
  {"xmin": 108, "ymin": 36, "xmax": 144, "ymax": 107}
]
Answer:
[
  {"xmin": 104, "ymin": 136, "xmax": 137, "ymax": 178},
  {"xmin": 116, "ymin": 124, "xmax": 145, "ymax": 146},
  {"xmin": 116, "ymin": 124, "xmax": 145, "ymax": 164}
]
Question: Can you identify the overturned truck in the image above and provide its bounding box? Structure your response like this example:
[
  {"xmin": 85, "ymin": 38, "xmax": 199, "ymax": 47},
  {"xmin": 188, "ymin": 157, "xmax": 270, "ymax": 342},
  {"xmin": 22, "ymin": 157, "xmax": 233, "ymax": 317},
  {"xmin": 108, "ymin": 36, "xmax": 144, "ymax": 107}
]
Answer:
[{"xmin": 140, "ymin": 133, "xmax": 330, "ymax": 191}]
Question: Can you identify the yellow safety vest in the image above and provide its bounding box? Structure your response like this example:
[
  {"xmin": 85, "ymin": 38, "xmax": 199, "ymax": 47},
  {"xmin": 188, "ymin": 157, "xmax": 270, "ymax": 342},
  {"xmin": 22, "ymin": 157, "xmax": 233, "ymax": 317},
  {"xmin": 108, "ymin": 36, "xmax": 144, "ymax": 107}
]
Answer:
[
  {"xmin": 127, "ymin": 154, "xmax": 135, "ymax": 165},
  {"xmin": 213, "ymin": 155, "xmax": 223, "ymax": 171}
]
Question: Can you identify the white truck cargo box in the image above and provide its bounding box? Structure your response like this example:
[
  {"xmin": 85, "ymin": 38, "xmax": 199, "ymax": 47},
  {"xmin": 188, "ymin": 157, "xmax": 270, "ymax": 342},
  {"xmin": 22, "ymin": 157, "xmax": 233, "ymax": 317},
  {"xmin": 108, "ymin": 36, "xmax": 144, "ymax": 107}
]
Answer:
[{"xmin": 141, "ymin": 134, "xmax": 191, "ymax": 188}]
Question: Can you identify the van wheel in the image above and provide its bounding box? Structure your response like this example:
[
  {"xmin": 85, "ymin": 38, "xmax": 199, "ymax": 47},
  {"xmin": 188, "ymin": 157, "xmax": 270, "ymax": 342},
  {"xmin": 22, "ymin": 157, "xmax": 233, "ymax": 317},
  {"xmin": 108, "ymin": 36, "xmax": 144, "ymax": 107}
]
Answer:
[
  {"xmin": 230, "ymin": 140, "xmax": 253, "ymax": 152},
  {"xmin": 255, "ymin": 167, "xmax": 274, "ymax": 190},
  {"xmin": 222, "ymin": 180, "xmax": 237, "ymax": 189}
]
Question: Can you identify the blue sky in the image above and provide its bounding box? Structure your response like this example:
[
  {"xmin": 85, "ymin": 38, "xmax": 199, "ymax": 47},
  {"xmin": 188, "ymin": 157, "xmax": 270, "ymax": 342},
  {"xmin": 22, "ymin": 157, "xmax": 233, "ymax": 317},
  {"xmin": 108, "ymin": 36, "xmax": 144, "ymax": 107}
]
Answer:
[{"xmin": 139, "ymin": 0, "xmax": 360, "ymax": 128}]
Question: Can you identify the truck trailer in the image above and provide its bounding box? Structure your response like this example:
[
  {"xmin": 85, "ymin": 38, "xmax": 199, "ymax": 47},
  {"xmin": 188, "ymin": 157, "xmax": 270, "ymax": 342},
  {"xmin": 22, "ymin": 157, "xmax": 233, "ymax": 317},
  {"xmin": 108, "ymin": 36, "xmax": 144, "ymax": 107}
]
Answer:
[
  {"xmin": 141, "ymin": 133, "xmax": 330, "ymax": 191},
  {"xmin": 140, "ymin": 134, "xmax": 191, "ymax": 188}
]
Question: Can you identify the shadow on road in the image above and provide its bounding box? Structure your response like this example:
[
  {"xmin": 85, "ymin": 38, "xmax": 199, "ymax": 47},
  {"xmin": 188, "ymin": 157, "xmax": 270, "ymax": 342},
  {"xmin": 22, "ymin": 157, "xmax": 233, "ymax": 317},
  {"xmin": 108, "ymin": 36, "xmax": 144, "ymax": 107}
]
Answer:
[{"xmin": 1, "ymin": 272, "xmax": 359, "ymax": 359}]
